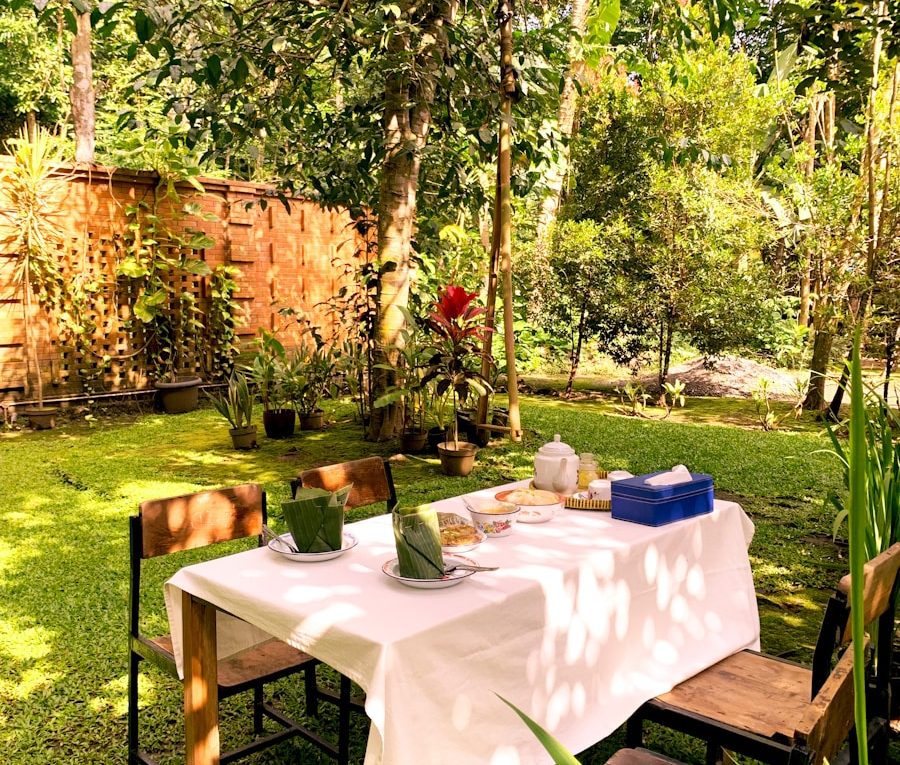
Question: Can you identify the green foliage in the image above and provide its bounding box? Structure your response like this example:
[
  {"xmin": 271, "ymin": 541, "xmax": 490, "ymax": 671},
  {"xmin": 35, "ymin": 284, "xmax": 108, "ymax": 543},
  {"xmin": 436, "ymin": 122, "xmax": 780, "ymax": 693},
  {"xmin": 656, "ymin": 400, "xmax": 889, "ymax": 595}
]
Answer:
[
  {"xmin": 205, "ymin": 265, "xmax": 241, "ymax": 381},
  {"xmin": 373, "ymin": 306, "xmax": 432, "ymax": 434},
  {"xmin": 827, "ymin": 376, "xmax": 900, "ymax": 559},
  {"xmin": 0, "ymin": 8, "xmax": 67, "ymax": 142},
  {"xmin": 113, "ymin": 135, "xmax": 228, "ymax": 380},
  {"xmin": 752, "ymin": 375, "xmax": 809, "ymax": 432},
  {"xmin": 0, "ymin": 125, "xmax": 69, "ymax": 404},
  {"xmin": 496, "ymin": 694, "xmax": 581, "ymax": 765},
  {"xmin": 245, "ymin": 329, "xmax": 289, "ymax": 412},
  {"xmin": 208, "ymin": 372, "xmax": 254, "ymax": 429}
]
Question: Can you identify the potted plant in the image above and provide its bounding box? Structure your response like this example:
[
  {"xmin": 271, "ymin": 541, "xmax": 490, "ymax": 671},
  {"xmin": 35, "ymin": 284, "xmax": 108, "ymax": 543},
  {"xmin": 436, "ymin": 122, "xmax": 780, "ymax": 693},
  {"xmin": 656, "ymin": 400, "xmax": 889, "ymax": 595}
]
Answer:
[
  {"xmin": 374, "ymin": 307, "xmax": 431, "ymax": 453},
  {"xmin": 208, "ymin": 372, "xmax": 257, "ymax": 449},
  {"xmin": 246, "ymin": 329, "xmax": 295, "ymax": 438},
  {"xmin": 0, "ymin": 126, "xmax": 68, "ymax": 429},
  {"xmin": 152, "ymin": 292, "xmax": 205, "ymax": 414},
  {"xmin": 293, "ymin": 330, "xmax": 336, "ymax": 430},
  {"xmin": 423, "ymin": 286, "xmax": 493, "ymax": 476}
]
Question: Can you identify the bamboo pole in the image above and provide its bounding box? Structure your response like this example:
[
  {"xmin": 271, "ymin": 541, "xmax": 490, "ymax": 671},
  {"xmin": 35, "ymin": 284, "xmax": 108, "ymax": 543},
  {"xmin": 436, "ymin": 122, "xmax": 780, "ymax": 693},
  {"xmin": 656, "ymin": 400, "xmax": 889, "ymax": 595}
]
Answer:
[
  {"xmin": 477, "ymin": 176, "xmax": 501, "ymax": 430},
  {"xmin": 495, "ymin": 0, "xmax": 522, "ymax": 441}
]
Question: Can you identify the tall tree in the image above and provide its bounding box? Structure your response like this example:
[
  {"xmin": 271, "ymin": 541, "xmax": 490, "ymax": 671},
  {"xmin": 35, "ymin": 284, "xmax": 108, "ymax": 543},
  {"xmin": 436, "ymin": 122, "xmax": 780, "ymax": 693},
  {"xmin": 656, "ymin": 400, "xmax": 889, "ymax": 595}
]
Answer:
[
  {"xmin": 138, "ymin": 0, "xmax": 566, "ymax": 437},
  {"xmin": 69, "ymin": 6, "xmax": 94, "ymax": 162},
  {"xmin": 535, "ymin": 0, "xmax": 619, "ymax": 243}
]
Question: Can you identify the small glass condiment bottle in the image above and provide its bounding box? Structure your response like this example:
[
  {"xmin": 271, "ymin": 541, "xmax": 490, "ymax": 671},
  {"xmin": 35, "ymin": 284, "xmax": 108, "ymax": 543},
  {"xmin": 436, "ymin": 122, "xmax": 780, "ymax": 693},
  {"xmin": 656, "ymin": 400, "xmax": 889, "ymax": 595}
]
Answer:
[{"xmin": 577, "ymin": 453, "xmax": 600, "ymax": 490}]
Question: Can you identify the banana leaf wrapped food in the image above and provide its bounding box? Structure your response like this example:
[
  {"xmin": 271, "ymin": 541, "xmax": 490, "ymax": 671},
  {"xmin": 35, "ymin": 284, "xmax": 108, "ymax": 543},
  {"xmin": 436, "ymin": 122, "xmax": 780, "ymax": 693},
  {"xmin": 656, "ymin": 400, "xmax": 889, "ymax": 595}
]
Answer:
[
  {"xmin": 282, "ymin": 485, "xmax": 352, "ymax": 553},
  {"xmin": 392, "ymin": 503, "xmax": 445, "ymax": 579}
]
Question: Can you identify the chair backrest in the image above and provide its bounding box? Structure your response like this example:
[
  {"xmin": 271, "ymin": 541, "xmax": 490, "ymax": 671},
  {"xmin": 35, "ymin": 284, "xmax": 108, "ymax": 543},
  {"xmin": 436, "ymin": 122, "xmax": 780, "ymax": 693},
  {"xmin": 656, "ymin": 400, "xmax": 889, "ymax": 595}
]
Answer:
[
  {"xmin": 794, "ymin": 645, "xmax": 857, "ymax": 765},
  {"xmin": 810, "ymin": 541, "xmax": 900, "ymax": 696},
  {"xmin": 838, "ymin": 541, "xmax": 900, "ymax": 627},
  {"xmin": 293, "ymin": 456, "xmax": 396, "ymax": 511},
  {"xmin": 136, "ymin": 483, "xmax": 266, "ymax": 559},
  {"xmin": 129, "ymin": 484, "xmax": 266, "ymax": 649}
]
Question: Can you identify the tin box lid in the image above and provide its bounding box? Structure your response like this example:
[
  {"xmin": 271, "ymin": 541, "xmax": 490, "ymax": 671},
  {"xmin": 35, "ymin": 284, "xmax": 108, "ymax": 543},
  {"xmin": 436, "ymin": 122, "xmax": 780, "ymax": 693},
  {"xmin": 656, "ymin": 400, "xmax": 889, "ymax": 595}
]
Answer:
[{"xmin": 610, "ymin": 471, "xmax": 713, "ymax": 500}]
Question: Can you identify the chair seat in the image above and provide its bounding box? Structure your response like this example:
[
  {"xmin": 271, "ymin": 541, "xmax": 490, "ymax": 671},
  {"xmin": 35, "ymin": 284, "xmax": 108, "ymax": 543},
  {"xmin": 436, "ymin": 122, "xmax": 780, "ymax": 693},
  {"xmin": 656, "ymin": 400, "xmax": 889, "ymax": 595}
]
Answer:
[
  {"xmin": 653, "ymin": 649, "xmax": 811, "ymax": 742},
  {"xmin": 217, "ymin": 638, "xmax": 315, "ymax": 689},
  {"xmin": 147, "ymin": 634, "xmax": 314, "ymax": 690}
]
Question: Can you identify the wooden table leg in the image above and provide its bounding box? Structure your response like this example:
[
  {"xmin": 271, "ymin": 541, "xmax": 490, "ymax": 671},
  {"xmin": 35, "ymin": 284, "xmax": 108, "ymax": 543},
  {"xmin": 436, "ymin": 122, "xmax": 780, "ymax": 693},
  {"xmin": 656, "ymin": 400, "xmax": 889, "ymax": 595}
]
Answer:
[{"xmin": 182, "ymin": 590, "xmax": 220, "ymax": 765}]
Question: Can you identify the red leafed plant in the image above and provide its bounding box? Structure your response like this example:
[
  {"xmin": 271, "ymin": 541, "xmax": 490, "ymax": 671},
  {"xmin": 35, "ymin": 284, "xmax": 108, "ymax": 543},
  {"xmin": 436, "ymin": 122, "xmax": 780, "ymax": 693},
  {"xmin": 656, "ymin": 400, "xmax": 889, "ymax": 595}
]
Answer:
[{"xmin": 423, "ymin": 285, "xmax": 493, "ymax": 449}]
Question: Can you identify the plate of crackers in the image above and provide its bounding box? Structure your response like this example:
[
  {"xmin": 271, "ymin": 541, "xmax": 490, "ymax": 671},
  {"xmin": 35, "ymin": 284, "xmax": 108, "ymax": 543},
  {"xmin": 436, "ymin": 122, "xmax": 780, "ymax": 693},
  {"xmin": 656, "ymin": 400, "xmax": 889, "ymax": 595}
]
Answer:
[{"xmin": 437, "ymin": 512, "xmax": 486, "ymax": 553}]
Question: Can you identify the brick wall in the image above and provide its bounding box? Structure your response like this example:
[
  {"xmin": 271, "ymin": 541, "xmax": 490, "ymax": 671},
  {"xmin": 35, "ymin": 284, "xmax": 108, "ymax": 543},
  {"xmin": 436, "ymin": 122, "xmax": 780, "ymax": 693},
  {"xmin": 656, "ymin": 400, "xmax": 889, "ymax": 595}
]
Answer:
[{"xmin": 0, "ymin": 159, "xmax": 368, "ymax": 403}]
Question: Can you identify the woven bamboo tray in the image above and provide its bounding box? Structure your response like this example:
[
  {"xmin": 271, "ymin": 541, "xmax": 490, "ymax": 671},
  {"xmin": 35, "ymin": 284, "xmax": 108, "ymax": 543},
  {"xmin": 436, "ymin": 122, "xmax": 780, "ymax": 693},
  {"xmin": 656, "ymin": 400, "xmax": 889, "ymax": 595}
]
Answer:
[{"xmin": 564, "ymin": 495, "xmax": 611, "ymax": 511}]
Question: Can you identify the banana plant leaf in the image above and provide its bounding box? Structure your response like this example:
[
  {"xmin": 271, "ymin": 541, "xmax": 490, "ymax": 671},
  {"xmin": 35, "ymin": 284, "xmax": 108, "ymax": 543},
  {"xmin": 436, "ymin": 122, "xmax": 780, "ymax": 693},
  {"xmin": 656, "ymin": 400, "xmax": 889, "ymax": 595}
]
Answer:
[
  {"xmin": 282, "ymin": 485, "xmax": 350, "ymax": 552},
  {"xmin": 392, "ymin": 503, "xmax": 445, "ymax": 579}
]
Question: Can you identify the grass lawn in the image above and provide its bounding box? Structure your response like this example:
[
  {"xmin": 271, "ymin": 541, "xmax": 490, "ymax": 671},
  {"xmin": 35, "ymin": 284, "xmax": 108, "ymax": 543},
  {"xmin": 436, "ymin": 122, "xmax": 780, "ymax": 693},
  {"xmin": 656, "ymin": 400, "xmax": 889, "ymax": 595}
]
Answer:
[{"xmin": 0, "ymin": 393, "xmax": 883, "ymax": 763}]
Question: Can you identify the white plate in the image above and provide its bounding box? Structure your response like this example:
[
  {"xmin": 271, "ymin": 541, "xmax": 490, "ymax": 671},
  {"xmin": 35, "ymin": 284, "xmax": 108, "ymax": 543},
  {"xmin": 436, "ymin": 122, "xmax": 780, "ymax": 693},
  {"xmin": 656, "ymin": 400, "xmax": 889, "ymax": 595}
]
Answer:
[
  {"xmin": 268, "ymin": 532, "xmax": 358, "ymax": 562},
  {"xmin": 381, "ymin": 554, "xmax": 477, "ymax": 589}
]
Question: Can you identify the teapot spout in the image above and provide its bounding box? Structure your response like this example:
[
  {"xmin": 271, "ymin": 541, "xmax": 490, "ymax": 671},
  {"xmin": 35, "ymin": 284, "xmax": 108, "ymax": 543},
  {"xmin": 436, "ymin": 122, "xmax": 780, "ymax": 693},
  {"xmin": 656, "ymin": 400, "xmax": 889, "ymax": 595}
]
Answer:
[{"xmin": 552, "ymin": 457, "xmax": 571, "ymax": 494}]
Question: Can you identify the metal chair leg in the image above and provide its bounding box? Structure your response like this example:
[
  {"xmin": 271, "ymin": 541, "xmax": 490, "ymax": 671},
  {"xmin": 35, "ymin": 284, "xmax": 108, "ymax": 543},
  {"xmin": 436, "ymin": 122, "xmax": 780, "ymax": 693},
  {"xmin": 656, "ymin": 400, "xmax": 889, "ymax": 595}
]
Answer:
[
  {"xmin": 625, "ymin": 712, "xmax": 643, "ymax": 748},
  {"xmin": 127, "ymin": 651, "xmax": 141, "ymax": 764},
  {"xmin": 338, "ymin": 674, "xmax": 352, "ymax": 765},
  {"xmin": 306, "ymin": 661, "xmax": 320, "ymax": 717},
  {"xmin": 253, "ymin": 685, "xmax": 264, "ymax": 734}
]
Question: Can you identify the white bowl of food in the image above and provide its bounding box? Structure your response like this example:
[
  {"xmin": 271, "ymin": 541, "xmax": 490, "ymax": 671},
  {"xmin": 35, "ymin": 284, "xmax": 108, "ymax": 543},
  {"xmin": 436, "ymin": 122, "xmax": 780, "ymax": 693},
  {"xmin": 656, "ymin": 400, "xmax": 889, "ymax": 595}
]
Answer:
[
  {"xmin": 495, "ymin": 488, "xmax": 563, "ymax": 524},
  {"xmin": 463, "ymin": 497, "xmax": 521, "ymax": 537}
]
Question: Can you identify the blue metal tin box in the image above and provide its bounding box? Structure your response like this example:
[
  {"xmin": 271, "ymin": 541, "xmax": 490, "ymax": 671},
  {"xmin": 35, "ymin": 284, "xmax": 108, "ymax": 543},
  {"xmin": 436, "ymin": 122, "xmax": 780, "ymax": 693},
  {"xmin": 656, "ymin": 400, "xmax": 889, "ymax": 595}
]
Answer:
[{"xmin": 611, "ymin": 471, "xmax": 714, "ymax": 526}]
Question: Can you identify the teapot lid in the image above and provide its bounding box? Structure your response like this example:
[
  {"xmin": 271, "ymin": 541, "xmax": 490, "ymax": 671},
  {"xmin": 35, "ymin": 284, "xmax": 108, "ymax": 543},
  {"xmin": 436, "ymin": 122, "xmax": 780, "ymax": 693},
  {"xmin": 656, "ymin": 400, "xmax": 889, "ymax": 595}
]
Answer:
[{"xmin": 538, "ymin": 434, "xmax": 576, "ymax": 456}]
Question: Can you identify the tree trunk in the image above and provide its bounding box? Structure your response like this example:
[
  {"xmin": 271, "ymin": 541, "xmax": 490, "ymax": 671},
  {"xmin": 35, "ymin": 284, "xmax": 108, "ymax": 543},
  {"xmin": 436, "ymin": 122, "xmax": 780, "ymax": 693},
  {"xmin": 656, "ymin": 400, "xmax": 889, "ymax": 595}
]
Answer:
[
  {"xmin": 661, "ymin": 320, "xmax": 674, "ymax": 388},
  {"xmin": 804, "ymin": 327, "xmax": 834, "ymax": 411},
  {"xmin": 368, "ymin": 0, "xmax": 453, "ymax": 440},
  {"xmin": 798, "ymin": 97, "xmax": 818, "ymax": 329},
  {"xmin": 70, "ymin": 11, "xmax": 95, "ymax": 164},
  {"xmin": 23, "ymin": 268, "xmax": 43, "ymax": 407},
  {"xmin": 564, "ymin": 299, "xmax": 587, "ymax": 398},
  {"xmin": 535, "ymin": 0, "xmax": 589, "ymax": 244},
  {"xmin": 828, "ymin": 36, "xmax": 897, "ymax": 419},
  {"xmin": 497, "ymin": 0, "xmax": 522, "ymax": 441}
]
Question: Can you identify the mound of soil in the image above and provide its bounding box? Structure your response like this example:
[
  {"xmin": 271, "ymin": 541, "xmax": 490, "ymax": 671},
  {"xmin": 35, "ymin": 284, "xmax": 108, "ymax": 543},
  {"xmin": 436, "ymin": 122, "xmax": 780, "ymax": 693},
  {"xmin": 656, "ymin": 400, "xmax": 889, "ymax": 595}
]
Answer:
[{"xmin": 651, "ymin": 356, "xmax": 801, "ymax": 399}]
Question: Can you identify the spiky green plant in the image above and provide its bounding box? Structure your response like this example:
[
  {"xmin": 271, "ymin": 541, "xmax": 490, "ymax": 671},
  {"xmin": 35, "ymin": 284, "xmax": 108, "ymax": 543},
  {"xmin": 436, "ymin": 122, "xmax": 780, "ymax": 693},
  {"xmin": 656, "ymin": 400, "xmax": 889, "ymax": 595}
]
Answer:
[
  {"xmin": 208, "ymin": 372, "xmax": 254, "ymax": 429},
  {"xmin": 0, "ymin": 125, "xmax": 68, "ymax": 408}
]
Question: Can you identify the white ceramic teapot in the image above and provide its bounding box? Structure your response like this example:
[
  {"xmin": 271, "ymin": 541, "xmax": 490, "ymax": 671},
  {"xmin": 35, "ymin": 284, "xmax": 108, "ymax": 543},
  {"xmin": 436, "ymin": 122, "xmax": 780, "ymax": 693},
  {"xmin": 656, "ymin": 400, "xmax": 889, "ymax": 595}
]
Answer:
[{"xmin": 533, "ymin": 434, "xmax": 579, "ymax": 495}]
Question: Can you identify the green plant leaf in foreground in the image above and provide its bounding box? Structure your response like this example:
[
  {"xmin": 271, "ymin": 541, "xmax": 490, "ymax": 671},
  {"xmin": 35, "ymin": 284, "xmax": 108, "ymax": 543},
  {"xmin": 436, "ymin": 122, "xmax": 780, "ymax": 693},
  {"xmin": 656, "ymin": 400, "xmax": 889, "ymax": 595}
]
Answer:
[
  {"xmin": 495, "ymin": 693, "xmax": 581, "ymax": 765},
  {"xmin": 847, "ymin": 332, "xmax": 869, "ymax": 765}
]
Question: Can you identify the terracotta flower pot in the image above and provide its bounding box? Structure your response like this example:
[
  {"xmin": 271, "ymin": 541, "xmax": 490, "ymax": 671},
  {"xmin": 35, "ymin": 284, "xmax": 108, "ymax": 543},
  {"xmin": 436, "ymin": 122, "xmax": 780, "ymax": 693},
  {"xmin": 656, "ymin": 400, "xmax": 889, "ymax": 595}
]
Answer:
[
  {"xmin": 437, "ymin": 441, "xmax": 478, "ymax": 477},
  {"xmin": 229, "ymin": 425, "xmax": 258, "ymax": 450},
  {"xmin": 263, "ymin": 408, "xmax": 296, "ymax": 439},
  {"xmin": 23, "ymin": 406, "xmax": 59, "ymax": 430},
  {"xmin": 400, "ymin": 429, "xmax": 428, "ymax": 454},
  {"xmin": 300, "ymin": 409, "xmax": 325, "ymax": 430},
  {"xmin": 154, "ymin": 376, "xmax": 201, "ymax": 414}
]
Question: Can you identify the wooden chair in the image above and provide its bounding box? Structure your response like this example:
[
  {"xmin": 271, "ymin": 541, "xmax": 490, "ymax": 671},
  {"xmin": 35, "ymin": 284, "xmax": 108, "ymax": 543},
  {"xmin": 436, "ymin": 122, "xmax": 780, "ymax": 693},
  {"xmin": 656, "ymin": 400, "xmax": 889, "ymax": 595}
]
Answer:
[
  {"xmin": 611, "ymin": 642, "xmax": 858, "ymax": 765},
  {"xmin": 290, "ymin": 455, "xmax": 397, "ymax": 511},
  {"xmin": 288, "ymin": 457, "xmax": 394, "ymax": 746},
  {"xmin": 626, "ymin": 542, "xmax": 900, "ymax": 765},
  {"xmin": 128, "ymin": 484, "xmax": 351, "ymax": 765}
]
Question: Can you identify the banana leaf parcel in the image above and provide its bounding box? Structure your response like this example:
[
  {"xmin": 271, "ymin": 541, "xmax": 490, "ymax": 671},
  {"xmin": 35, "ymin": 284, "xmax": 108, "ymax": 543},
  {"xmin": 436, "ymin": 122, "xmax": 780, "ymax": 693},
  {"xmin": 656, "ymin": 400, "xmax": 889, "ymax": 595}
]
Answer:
[
  {"xmin": 282, "ymin": 485, "xmax": 351, "ymax": 553},
  {"xmin": 393, "ymin": 504, "xmax": 445, "ymax": 579}
]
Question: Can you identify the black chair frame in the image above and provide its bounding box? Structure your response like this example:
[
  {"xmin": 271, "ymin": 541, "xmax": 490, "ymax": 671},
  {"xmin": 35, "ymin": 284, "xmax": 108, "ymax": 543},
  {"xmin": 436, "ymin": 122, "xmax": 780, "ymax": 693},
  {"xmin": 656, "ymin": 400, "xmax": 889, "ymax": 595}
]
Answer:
[{"xmin": 127, "ymin": 489, "xmax": 356, "ymax": 765}]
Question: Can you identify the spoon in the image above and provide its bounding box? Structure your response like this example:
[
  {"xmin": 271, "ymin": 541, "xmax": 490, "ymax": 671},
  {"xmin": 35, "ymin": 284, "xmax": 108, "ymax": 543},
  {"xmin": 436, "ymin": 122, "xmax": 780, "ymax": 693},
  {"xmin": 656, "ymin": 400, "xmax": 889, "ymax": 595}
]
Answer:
[
  {"xmin": 262, "ymin": 524, "xmax": 299, "ymax": 553},
  {"xmin": 444, "ymin": 562, "xmax": 498, "ymax": 574}
]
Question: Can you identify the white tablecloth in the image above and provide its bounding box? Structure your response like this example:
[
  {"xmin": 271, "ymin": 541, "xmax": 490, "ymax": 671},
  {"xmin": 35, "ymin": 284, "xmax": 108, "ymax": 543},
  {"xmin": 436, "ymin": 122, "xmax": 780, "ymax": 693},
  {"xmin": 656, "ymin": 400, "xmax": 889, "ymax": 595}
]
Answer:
[{"xmin": 165, "ymin": 482, "xmax": 759, "ymax": 765}]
